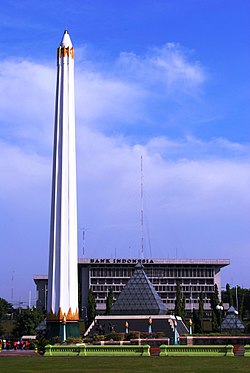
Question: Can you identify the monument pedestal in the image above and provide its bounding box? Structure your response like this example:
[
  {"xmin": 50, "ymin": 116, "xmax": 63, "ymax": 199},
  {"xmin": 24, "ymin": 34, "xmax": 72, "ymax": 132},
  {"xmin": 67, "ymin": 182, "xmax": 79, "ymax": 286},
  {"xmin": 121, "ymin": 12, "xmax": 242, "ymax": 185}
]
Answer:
[{"xmin": 46, "ymin": 321, "xmax": 80, "ymax": 340}]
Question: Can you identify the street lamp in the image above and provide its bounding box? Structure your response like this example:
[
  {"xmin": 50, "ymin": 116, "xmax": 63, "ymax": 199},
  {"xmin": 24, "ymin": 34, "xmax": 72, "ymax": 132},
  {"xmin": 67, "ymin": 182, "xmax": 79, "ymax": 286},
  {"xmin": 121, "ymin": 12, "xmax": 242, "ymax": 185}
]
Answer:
[
  {"xmin": 148, "ymin": 317, "xmax": 152, "ymax": 333},
  {"xmin": 189, "ymin": 319, "xmax": 193, "ymax": 335},
  {"xmin": 216, "ymin": 305, "xmax": 224, "ymax": 333},
  {"xmin": 174, "ymin": 319, "xmax": 178, "ymax": 345},
  {"xmin": 125, "ymin": 321, "xmax": 129, "ymax": 334},
  {"xmin": 62, "ymin": 315, "xmax": 67, "ymax": 343},
  {"xmin": 234, "ymin": 310, "xmax": 239, "ymax": 332}
]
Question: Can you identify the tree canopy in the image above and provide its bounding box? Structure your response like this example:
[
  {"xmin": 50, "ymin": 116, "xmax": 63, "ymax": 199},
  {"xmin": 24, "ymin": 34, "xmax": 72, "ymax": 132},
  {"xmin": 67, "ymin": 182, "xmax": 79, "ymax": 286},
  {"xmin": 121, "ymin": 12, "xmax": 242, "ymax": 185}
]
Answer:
[
  {"xmin": 174, "ymin": 283, "xmax": 185, "ymax": 320},
  {"xmin": 87, "ymin": 288, "xmax": 96, "ymax": 327},
  {"xmin": 12, "ymin": 307, "xmax": 44, "ymax": 338},
  {"xmin": 105, "ymin": 288, "xmax": 114, "ymax": 315},
  {"xmin": 222, "ymin": 286, "xmax": 250, "ymax": 320},
  {"xmin": 0, "ymin": 298, "xmax": 14, "ymax": 320}
]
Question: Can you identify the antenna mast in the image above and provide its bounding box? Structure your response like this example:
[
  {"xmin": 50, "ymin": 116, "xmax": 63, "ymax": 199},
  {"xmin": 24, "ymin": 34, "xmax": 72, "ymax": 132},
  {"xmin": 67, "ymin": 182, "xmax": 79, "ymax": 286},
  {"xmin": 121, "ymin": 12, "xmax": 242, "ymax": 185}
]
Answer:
[
  {"xmin": 11, "ymin": 270, "xmax": 14, "ymax": 302},
  {"xmin": 140, "ymin": 156, "xmax": 144, "ymax": 260}
]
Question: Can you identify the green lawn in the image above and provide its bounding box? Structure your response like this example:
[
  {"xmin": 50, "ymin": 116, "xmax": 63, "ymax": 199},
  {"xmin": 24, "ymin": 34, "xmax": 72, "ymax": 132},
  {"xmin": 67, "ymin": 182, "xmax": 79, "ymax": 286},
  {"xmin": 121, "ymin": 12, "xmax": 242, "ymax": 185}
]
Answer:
[{"xmin": 0, "ymin": 356, "xmax": 249, "ymax": 373}]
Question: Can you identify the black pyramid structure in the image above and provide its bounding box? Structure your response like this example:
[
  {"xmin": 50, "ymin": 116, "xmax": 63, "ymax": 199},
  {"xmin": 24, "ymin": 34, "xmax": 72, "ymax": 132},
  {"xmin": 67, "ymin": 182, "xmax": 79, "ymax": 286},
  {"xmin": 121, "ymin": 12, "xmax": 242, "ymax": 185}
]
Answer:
[
  {"xmin": 221, "ymin": 306, "xmax": 245, "ymax": 332},
  {"xmin": 111, "ymin": 263, "xmax": 167, "ymax": 315}
]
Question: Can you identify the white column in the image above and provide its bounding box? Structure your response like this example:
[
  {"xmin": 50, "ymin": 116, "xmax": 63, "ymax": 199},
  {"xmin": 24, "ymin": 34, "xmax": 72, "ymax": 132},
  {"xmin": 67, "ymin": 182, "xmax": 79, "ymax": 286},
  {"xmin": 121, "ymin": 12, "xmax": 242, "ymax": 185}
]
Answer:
[{"xmin": 47, "ymin": 30, "xmax": 78, "ymax": 322}]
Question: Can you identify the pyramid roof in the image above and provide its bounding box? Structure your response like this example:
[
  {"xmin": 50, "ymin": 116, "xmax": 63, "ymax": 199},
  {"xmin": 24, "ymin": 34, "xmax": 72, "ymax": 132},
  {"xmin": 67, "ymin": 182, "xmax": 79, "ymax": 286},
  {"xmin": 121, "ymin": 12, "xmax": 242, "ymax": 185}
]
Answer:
[
  {"xmin": 111, "ymin": 263, "xmax": 167, "ymax": 315},
  {"xmin": 221, "ymin": 306, "xmax": 245, "ymax": 331}
]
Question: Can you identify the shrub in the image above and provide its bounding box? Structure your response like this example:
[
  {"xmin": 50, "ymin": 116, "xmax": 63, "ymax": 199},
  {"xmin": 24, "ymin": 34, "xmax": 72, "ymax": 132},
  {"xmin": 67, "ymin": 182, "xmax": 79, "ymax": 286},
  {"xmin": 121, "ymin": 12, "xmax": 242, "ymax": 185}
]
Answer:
[
  {"xmin": 104, "ymin": 332, "xmax": 124, "ymax": 341},
  {"xmin": 244, "ymin": 323, "xmax": 250, "ymax": 333},
  {"xmin": 51, "ymin": 336, "xmax": 62, "ymax": 344},
  {"xmin": 140, "ymin": 332, "xmax": 165, "ymax": 339},
  {"xmin": 36, "ymin": 336, "xmax": 50, "ymax": 354},
  {"xmin": 124, "ymin": 331, "xmax": 140, "ymax": 340},
  {"xmin": 92, "ymin": 334, "xmax": 105, "ymax": 342},
  {"xmin": 83, "ymin": 337, "xmax": 92, "ymax": 344},
  {"xmin": 66, "ymin": 337, "xmax": 84, "ymax": 344}
]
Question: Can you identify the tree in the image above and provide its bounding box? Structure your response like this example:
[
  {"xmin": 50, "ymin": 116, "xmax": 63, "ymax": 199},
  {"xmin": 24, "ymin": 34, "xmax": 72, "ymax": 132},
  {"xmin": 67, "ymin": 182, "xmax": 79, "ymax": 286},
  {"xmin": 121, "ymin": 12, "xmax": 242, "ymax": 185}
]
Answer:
[
  {"xmin": 105, "ymin": 288, "xmax": 114, "ymax": 315},
  {"xmin": 0, "ymin": 298, "xmax": 14, "ymax": 320},
  {"xmin": 230, "ymin": 286, "xmax": 250, "ymax": 320},
  {"xmin": 0, "ymin": 298, "xmax": 14, "ymax": 336},
  {"xmin": 211, "ymin": 310, "xmax": 218, "ymax": 332},
  {"xmin": 225, "ymin": 283, "xmax": 234, "ymax": 307},
  {"xmin": 193, "ymin": 308, "xmax": 199, "ymax": 333},
  {"xmin": 87, "ymin": 288, "xmax": 96, "ymax": 326},
  {"xmin": 181, "ymin": 296, "xmax": 186, "ymax": 321},
  {"xmin": 175, "ymin": 283, "xmax": 182, "ymax": 317},
  {"xmin": 197, "ymin": 292, "xmax": 204, "ymax": 333},
  {"xmin": 0, "ymin": 321, "xmax": 5, "ymax": 335},
  {"xmin": 210, "ymin": 284, "xmax": 220, "ymax": 332},
  {"xmin": 12, "ymin": 307, "xmax": 44, "ymax": 338},
  {"xmin": 174, "ymin": 283, "xmax": 186, "ymax": 320},
  {"xmin": 221, "ymin": 286, "xmax": 250, "ymax": 314},
  {"xmin": 239, "ymin": 292, "xmax": 245, "ymax": 319}
]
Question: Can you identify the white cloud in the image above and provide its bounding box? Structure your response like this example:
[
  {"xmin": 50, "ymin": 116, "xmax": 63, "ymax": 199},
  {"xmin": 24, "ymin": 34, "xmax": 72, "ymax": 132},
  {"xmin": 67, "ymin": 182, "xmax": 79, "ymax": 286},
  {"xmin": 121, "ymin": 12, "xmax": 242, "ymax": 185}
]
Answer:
[
  {"xmin": 0, "ymin": 44, "xmax": 249, "ymax": 302},
  {"xmin": 75, "ymin": 70, "xmax": 147, "ymax": 127},
  {"xmin": 1, "ymin": 120, "xmax": 249, "ymax": 300},
  {"xmin": 0, "ymin": 42, "xmax": 207, "ymax": 146},
  {"xmin": 0, "ymin": 59, "xmax": 55, "ymax": 150},
  {"xmin": 75, "ymin": 126, "xmax": 250, "ymax": 258},
  {"xmin": 141, "ymin": 135, "xmax": 250, "ymax": 162},
  {"xmin": 117, "ymin": 43, "xmax": 205, "ymax": 91},
  {"xmin": 0, "ymin": 140, "xmax": 50, "ymax": 195}
]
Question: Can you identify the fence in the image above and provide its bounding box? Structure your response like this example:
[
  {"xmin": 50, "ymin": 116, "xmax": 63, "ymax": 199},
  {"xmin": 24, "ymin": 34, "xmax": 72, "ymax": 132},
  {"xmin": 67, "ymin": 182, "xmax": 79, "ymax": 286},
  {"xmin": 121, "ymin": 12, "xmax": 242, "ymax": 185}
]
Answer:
[
  {"xmin": 160, "ymin": 344, "xmax": 234, "ymax": 357},
  {"xmin": 44, "ymin": 344, "xmax": 150, "ymax": 356},
  {"xmin": 244, "ymin": 345, "xmax": 250, "ymax": 357},
  {"xmin": 44, "ymin": 343, "xmax": 250, "ymax": 357}
]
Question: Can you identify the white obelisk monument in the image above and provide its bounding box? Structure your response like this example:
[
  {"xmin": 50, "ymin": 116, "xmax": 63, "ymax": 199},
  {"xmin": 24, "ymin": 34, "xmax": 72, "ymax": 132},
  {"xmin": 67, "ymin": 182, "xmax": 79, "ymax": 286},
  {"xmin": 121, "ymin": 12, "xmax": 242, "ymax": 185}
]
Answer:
[{"xmin": 47, "ymin": 30, "xmax": 79, "ymax": 339}]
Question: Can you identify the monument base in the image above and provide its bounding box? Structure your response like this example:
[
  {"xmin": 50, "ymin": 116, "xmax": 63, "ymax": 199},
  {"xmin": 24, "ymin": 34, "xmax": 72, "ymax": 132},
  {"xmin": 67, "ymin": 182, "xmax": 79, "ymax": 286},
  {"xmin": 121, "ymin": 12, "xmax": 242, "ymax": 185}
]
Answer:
[{"xmin": 46, "ymin": 320, "xmax": 80, "ymax": 341}]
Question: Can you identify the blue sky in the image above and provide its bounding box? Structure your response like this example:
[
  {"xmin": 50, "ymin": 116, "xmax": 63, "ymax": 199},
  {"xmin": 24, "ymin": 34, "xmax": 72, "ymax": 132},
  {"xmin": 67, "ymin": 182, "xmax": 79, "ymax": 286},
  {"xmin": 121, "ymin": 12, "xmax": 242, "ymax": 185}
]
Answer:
[{"xmin": 0, "ymin": 0, "xmax": 249, "ymax": 306}]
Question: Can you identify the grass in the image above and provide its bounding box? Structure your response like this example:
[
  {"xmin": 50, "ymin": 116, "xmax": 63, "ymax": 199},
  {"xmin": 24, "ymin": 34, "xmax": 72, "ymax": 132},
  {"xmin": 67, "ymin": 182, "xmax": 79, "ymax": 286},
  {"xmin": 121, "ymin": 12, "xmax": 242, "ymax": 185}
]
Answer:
[{"xmin": 0, "ymin": 356, "xmax": 250, "ymax": 373}]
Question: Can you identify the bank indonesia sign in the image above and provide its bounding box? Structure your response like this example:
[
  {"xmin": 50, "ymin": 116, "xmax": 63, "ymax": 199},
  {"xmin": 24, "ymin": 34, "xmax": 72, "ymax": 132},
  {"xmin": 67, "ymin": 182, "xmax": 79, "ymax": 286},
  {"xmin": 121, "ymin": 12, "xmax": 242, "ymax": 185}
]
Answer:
[{"xmin": 90, "ymin": 258, "xmax": 155, "ymax": 264}]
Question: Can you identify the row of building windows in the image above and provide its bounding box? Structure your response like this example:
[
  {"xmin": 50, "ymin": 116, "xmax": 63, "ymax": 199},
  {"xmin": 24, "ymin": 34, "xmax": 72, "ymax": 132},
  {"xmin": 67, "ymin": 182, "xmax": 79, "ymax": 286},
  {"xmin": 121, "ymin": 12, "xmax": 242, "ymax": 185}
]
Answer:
[
  {"xmin": 154, "ymin": 285, "xmax": 214, "ymax": 293},
  {"xmin": 90, "ymin": 267, "xmax": 214, "ymax": 279},
  {"xmin": 94, "ymin": 292, "xmax": 212, "ymax": 304},
  {"xmin": 91, "ymin": 284, "xmax": 215, "ymax": 294},
  {"xmin": 91, "ymin": 278, "xmax": 214, "ymax": 286}
]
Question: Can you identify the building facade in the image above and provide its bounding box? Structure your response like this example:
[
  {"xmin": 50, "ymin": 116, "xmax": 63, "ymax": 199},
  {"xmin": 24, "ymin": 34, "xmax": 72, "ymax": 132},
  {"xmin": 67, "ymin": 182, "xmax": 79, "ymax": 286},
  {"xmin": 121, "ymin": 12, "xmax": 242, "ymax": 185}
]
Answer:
[{"xmin": 34, "ymin": 258, "xmax": 229, "ymax": 319}]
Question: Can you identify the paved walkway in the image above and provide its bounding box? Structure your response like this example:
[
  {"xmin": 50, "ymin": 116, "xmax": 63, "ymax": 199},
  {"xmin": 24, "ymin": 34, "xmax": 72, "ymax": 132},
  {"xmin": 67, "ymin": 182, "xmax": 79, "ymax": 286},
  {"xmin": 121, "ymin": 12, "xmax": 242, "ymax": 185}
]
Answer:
[{"xmin": 0, "ymin": 349, "xmax": 38, "ymax": 357}]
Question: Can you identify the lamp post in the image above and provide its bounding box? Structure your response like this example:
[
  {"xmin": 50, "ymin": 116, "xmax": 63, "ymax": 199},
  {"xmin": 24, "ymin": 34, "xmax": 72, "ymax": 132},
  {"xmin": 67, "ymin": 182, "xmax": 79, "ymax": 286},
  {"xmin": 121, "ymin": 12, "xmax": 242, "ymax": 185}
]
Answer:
[
  {"xmin": 234, "ymin": 309, "xmax": 239, "ymax": 332},
  {"xmin": 125, "ymin": 321, "xmax": 129, "ymax": 334},
  {"xmin": 189, "ymin": 319, "xmax": 193, "ymax": 335},
  {"xmin": 62, "ymin": 315, "xmax": 67, "ymax": 343},
  {"xmin": 216, "ymin": 305, "xmax": 224, "ymax": 333},
  {"xmin": 235, "ymin": 285, "xmax": 238, "ymax": 312},
  {"xmin": 174, "ymin": 319, "xmax": 178, "ymax": 345},
  {"xmin": 148, "ymin": 317, "xmax": 152, "ymax": 333}
]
